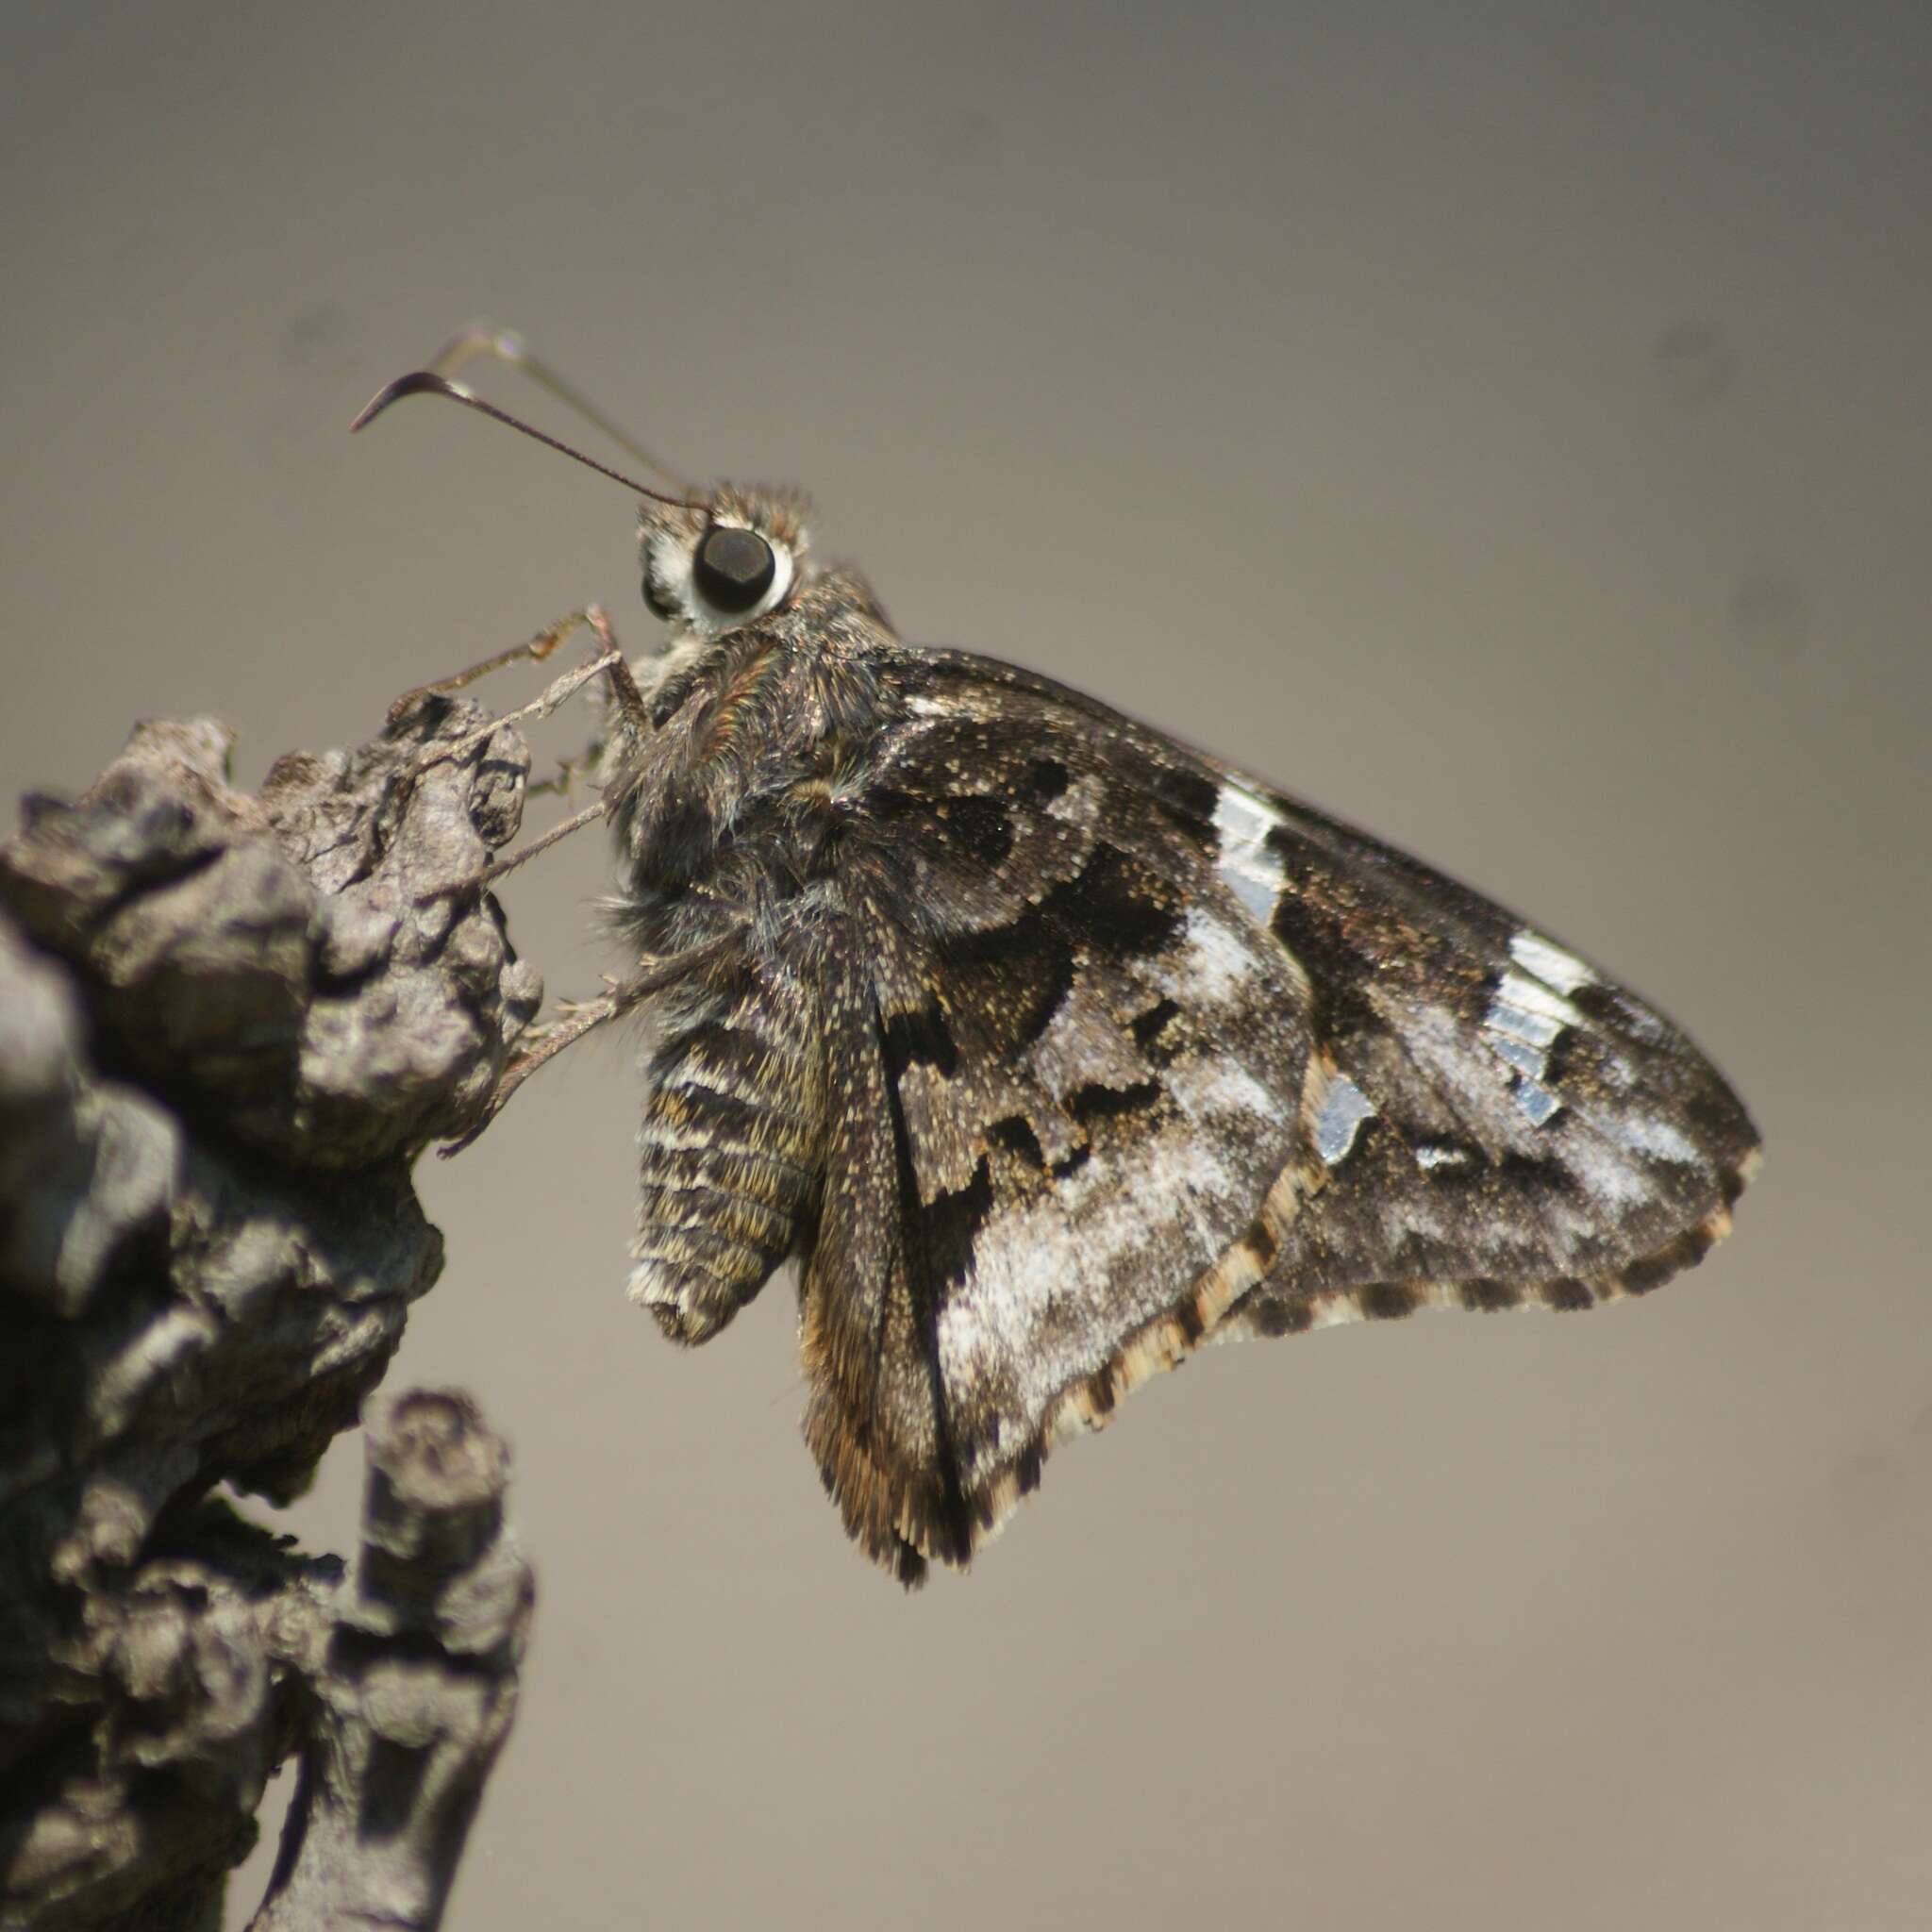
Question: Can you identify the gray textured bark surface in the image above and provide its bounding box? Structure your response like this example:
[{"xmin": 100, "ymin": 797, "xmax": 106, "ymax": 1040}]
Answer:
[{"xmin": 0, "ymin": 702, "xmax": 541, "ymax": 1930}]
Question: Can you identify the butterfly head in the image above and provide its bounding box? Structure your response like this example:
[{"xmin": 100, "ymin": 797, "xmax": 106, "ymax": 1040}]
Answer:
[
  {"xmin": 346, "ymin": 368, "xmax": 817, "ymax": 646},
  {"xmin": 639, "ymin": 486, "xmax": 812, "ymax": 642}
]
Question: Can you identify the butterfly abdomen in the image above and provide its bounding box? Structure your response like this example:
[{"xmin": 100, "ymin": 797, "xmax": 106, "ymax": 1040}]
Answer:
[{"xmin": 628, "ymin": 957, "xmax": 826, "ymax": 1343}]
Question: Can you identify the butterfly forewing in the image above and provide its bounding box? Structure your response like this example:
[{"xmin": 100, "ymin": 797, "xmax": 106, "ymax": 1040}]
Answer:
[
  {"xmin": 794, "ymin": 647, "xmax": 1756, "ymax": 1579},
  {"xmin": 1214, "ymin": 772, "xmax": 1757, "ymax": 1334}
]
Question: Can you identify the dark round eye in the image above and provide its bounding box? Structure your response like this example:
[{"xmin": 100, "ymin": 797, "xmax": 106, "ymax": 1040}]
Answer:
[{"xmin": 692, "ymin": 525, "xmax": 777, "ymax": 615}]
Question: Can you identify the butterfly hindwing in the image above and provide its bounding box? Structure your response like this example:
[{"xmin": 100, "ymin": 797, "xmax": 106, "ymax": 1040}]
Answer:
[
  {"xmin": 798, "ymin": 648, "xmax": 1757, "ymax": 1580},
  {"xmin": 802, "ymin": 671, "xmax": 1319, "ymax": 1578}
]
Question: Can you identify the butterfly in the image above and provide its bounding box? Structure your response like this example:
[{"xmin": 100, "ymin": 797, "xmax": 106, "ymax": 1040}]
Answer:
[{"xmin": 358, "ymin": 332, "xmax": 1759, "ymax": 1586}]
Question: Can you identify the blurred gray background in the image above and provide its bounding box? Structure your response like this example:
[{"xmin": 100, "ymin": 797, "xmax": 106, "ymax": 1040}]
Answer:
[{"xmin": 4, "ymin": 4, "xmax": 1928, "ymax": 1927}]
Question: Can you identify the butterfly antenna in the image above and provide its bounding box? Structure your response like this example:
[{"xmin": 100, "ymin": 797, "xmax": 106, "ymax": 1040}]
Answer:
[
  {"xmin": 427, "ymin": 323, "xmax": 696, "ymax": 496},
  {"xmin": 350, "ymin": 371, "xmax": 702, "ymax": 509}
]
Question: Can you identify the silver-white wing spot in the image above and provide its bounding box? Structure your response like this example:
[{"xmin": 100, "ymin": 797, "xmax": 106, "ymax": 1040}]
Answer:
[
  {"xmin": 1211, "ymin": 780, "xmax": 1289, "ymax": 924},
  {"xmin": 1512, "ymin": 1078, "xmax": 1562, "ymax": 1126},
  {"xmin": 1312, "ymin": 1071, "xmax": 1376, "ymax": 1165},
  {"xmin": 1508, "ymin": 929, "xmax": 1596, "ymax": 995},
  {"xmin": 1483, "ymin": 968, "xmax": 1586, "ymax": 1127}
]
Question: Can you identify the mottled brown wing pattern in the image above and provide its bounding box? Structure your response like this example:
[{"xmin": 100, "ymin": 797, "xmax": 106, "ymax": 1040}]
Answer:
[
  {"xmin": 801, "ymin": 649, "xmax": 1757, "ymax": 1582},
  {"xmin": 801, "ymin": 680, "xmax": 1319, "ymax": 1580},
  {"xmin": 1213, "ymin": 779, "xmax": 1758, "ymax": 1338}
]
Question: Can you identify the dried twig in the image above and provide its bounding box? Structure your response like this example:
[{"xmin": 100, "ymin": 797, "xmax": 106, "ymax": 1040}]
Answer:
[{"xmin": 1, "ymin": 697, "xmax": 542, "ymax": 1930}]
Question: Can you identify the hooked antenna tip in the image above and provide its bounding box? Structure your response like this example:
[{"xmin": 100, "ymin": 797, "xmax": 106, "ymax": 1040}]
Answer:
[
  {"xmin": 349, "ymin": 369, "xmax": 474, "ymax": 434},
  {"xmin": 345, "ymin": 362, "xmax": 696, "ymax": 506}
]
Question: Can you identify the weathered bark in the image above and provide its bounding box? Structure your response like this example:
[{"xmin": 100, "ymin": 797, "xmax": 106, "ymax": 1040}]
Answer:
[{"xmin": 0, "ymin": 698, "xmax": 541, "ymax": 1930}]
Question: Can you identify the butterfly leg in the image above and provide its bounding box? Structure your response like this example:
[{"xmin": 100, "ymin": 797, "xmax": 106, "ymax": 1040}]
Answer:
[
  {"xmin": 438, "ymin": 937, "xmax": 732, "ymax": 1156},
  {"xmin": 465, "ymin": 796, "xmax": 608, "ymax": 890},
  {"xmin": 386, "ymin": 607, "xmax": 600, "ymax": 724},
  {"xmin": 393, "ymin": 607, "xmax": 641, "ymax": 779},
  {"xmin": 408, "ymin": 608, "xmax": 653, "ymax": 901}
]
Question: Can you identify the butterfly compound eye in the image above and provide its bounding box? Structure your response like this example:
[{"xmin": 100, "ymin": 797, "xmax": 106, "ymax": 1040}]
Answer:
[{"xmin": 692, "ymin": 525, "xmax": 777, "ymax": 614}]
